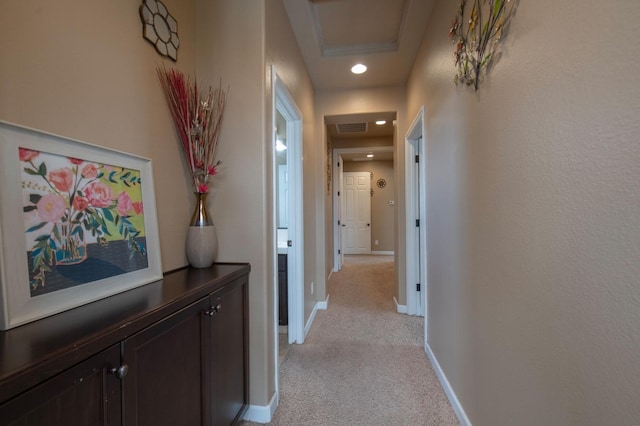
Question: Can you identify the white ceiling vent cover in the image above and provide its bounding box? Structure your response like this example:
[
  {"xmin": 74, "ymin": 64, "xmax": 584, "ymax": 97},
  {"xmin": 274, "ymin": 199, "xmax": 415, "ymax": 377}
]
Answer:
[{"xmin": 336, "ymin": 122, "xmax": 368, "ymax": 134}]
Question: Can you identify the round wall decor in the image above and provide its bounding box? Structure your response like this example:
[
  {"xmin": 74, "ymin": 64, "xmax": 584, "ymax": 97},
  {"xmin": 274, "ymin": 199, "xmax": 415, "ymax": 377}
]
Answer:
[
  {"xmin": 376, "ymin": 178, "xmax": 386, "ymax": 189},
  {"xmin": 140, "ymin": 0, "xmax": 180, "ymax": 61}
]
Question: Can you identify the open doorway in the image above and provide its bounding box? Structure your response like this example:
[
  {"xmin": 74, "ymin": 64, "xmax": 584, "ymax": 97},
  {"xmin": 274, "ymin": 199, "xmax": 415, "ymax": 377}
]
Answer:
[
  {"xmin": 405, "ymin": 106, "xmax": 427, "ymax": 326},
  {"xmin": 333, "ymin": 146, "xmax": 395, "ymax": 271},
  {"xmin": 326, "ymin": 112, "xmax": 396, "ymax": 274},
  {"xmin": 272, "ymin": 69, "xmax": 304, "ymax": 364}
]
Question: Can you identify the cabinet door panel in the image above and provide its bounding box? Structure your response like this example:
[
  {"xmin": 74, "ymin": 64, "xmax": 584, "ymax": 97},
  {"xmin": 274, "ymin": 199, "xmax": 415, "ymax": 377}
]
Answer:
[
  {"xmin": 278, "ymin": 254, "xmax": 288, "ymax": 325},
  {"xmin": 0, "ymin": 344, "xmax": 121, "ymax": 426},
  {"xmin": 210, "ymin": 280, "xmax": 248, "ymax": 425},
  {"xmin": 123, "ymin": 298, "xmax": 209, "ymax": 426}
]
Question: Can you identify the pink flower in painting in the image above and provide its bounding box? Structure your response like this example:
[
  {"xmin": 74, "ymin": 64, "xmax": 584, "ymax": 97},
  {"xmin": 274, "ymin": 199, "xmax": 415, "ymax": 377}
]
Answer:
[
  {"xmin": 24, "ymin": 156, "xmax": 148, "ymax": 290},
  {"xmin": 72, "ymin": 196, "xmax": 89, "ymax": 211},
  {"xmin": 207, "ymin": 165, "xmax": 217, "ymax": 176},
  {"xmin": 133, "ymin": 201, "xmax": 144, "ymax": 215},
  {"xmin": 85, "ymin": 182, "xmax": 113, "ymax": 208},
  {"xmin": 116, "ymin": 191, "xmax": 133, "ymax": 216},
  {"xmin": 81, "ymin": 163, "xmax": 98, "ymax": 179},
  {"xmin": 48, "ymin": 168, "xmax": 74, "ymax": 192},
  {"xmin": 36, "ymin": 194, "xmax": 66, "ymax": 223},
  {"xmin": 197, "ymin": 183, "xmax": 208, "ymax": 193},
  {"xmin": 19, "ymin": 148, "xmax": 40, "ymax": 162}
]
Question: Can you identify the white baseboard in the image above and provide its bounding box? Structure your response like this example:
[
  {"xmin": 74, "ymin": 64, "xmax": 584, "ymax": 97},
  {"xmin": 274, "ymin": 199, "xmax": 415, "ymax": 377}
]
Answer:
[
  {"xmin": 371, "ymin": 251, "xmax": 394, "ymax": 255},
  {"xmin": 424, "ymin": 342, "xmax": 472, "ymax": 426},
  {"xmin": 243, "ymin": 391, "xmax": 278, "ymax": 424},
  {"xmin": 304, "ymin": 295, "xmax": 329, "ymax": 338},
  {"xmin": 393, "ymin": 297, "xmax": 407, "ymax": 314},
  {"xmin": 317, "ymin": 294, "xmax": 329, "ymax": 310}
]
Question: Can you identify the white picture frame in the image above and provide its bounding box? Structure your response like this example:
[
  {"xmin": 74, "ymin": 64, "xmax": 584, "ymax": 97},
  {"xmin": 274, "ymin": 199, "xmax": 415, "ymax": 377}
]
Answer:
[{"xmin": 0, "ymin": 121, "xmax": 163, "ymax": 330}]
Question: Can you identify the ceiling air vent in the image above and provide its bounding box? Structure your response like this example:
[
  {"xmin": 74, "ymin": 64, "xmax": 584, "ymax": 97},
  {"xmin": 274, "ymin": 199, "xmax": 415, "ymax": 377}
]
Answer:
[{"xmin": 336, "ymin": 122, "xmax": 368, "ymax": 134}]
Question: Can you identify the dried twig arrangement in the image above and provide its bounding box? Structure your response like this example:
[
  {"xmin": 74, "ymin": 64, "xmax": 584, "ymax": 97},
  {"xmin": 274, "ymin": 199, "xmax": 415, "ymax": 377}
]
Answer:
[{"xmin": 157, "ymin": 66, "xmax": 228, "ymax": 193}]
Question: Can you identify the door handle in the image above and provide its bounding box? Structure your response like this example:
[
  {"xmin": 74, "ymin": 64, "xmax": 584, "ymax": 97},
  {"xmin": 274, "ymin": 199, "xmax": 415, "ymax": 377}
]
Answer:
[
  {"xmin": 342, "ymin": 224, "xmax": 346, "ymax": 227},
  {"xmin": 109, "ymin": 364, "xmax": 129, "ymax": 380},
  {"xmin": 367, "ymin": 223, "xmax": 370, "ymax": 227}
]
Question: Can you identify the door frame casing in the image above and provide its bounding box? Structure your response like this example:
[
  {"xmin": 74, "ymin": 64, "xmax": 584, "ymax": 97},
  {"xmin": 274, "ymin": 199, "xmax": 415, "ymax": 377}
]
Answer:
[
  {"xmin": 272, "ymin": 68, "xmax": 305, "ymax": 352},
  {"xmin": 332, "ymin": 146, "xmax": 394, "ymax": 271},
  {"xmin": 405, "ymin": 106, "xmax": 427, "ymax": 324}
]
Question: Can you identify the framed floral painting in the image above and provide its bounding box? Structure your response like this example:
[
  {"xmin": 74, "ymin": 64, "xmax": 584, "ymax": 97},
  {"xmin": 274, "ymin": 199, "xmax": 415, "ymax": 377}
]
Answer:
[{"xmin": 0, "ymin": 121, "xmax": 162, "ymax": 330}]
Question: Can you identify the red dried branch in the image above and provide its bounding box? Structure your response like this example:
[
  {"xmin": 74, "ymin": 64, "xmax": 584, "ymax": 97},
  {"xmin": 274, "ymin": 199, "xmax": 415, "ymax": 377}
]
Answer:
[{"xmin": 157, "ymin": 66, "xmax": 228, "ymax": 192}]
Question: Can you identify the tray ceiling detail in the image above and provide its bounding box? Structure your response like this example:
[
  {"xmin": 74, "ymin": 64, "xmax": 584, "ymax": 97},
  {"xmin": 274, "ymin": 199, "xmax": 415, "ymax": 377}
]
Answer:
[{"xmin": 310, "ymin": 0, "xmax": 408, "ymax": 56}]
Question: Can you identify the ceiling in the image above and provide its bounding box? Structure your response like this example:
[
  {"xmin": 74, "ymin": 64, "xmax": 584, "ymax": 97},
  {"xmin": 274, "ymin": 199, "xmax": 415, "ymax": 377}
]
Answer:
[
  {"xmin": 281, "ymin": 1, "xmax": 433, "ymax": 156},
  {"xmin": 326, "ymin": 111, "xmax": 395, "ymax": 162},
  {"xmin": 340, "ymin": 151, "xmax": 394, "ymax": 162},
  {"xmin": 282, "ymin": 0, "xmax": 435, "ymax": 91},
  {"xmin": 325, "ymin": 111, "xmax": 396, "ymax": 139}
]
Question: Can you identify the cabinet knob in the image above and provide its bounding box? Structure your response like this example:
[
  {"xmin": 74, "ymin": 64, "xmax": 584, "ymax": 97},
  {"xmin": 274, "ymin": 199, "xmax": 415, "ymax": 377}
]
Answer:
[
  {"xmin": 110, "ymin": 364, "xmax": 128, "ymax": 379},
  {"xmin": 205, "ymin": 304, "xmax": 222, "ymax": 316}
]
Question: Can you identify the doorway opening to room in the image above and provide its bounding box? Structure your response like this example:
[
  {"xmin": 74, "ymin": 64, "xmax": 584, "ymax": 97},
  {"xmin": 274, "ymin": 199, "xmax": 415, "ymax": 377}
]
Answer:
[
  {"xmin": 272, "ymin": 70, "xmax": 304, "ymax": 376},
  {"xmin": 328, "ymin": 112, "xmax": 397, "ymax": 276},
  {"xmin": 405, "ymin": 107, "xmax": 427, "ymax": 330}
]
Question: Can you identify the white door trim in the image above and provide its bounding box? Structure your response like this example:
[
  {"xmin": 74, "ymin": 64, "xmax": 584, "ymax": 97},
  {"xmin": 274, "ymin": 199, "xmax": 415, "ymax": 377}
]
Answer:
[
  {"xmin": 332, "ymin": 146, "xmax": 393, "ymax": 271},
  {"xmin": 336, "ymin": 154, "xmax": 344, "ymax": 270},
  {"xmin": 405, "ymin": 107, "xmax": 427, "ymax": 326},
  {"xmin": 272, "ymin": 69, "xmax": 305, "ymax": 415},
  {"xmin": 273, "ymin": 70, "xmax": 304, "ymax": 346}
]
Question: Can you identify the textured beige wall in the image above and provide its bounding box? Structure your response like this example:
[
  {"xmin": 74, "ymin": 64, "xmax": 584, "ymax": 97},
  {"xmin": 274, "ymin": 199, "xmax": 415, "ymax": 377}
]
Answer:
[
  {"xmin": 343, "ymin": 161, "xmax": 395, "ymax": 252},
  {"xmin": 197, "ymin": 0, "xmax": 273, "ymax": 408},
  {"xmin": 0, "ymin": 0, "xmax": 314, "ymax": 410},
  {"xmin": 316, "ymin": 87, "xmax": 407, "ymax": 303},
  {"xmin": 197, "ymin": 0, "xmax": 317, "ymax": 407},
  {"xmin": 0, "ymin": 1, "xmax": 197, "ymax": 270},
  {"xmin": 408, "ymin": 0, "xmax": 640, "ymax": 424},
  {"xmin": 265, "ymin": 0, "xmax": 318, "ymax": 327}
]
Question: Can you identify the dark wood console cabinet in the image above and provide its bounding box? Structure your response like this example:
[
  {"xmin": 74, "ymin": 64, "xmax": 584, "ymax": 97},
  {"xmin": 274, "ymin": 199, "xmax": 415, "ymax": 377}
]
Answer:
[{"xmin": 0, "ymin": 263, "xmax": 250, "ymax": 426}]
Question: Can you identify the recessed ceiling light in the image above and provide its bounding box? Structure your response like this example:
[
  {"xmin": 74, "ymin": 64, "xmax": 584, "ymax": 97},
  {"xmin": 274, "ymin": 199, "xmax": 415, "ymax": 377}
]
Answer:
[
  {"xmin": 375, "ymin": 120, "xmax": 386, "ymax": 125},
  {"xmin": 351, "ymin": 64, "xmax": 367, "ymax": 74},
  {"xmin": 366, "ymin": 154, "xmax": 374, "ymax": 158}
]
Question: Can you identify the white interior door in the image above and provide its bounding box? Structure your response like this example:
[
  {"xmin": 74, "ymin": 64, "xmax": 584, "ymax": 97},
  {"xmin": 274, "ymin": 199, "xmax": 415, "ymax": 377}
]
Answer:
[
  {"xmin": 337, "ymin": 155, "xmax": 345, "ymax": 268},
  {"xmin": 342, "ymin": 172, "xmax": 371, "ymax": 255}
]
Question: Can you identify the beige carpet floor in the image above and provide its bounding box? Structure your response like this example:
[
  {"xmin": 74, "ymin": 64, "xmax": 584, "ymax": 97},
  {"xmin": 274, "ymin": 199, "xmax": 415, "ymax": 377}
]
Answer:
[{"xmin": 243, "ymin": 255, "xmax": 458, "ymax": 425}]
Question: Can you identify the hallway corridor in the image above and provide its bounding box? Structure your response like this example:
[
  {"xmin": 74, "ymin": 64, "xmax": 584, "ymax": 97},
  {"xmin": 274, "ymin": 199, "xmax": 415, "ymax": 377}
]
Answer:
[{"xmin": 246, "ymin": 255, "xmax": 458, "ymax": 425}]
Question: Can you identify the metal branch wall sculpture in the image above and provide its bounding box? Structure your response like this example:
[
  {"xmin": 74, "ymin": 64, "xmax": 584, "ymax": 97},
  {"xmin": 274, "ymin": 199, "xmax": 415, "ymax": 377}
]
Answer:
[{"xmin": 449, "ymin": 0, "xmax": 516, "ymax": 90}]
